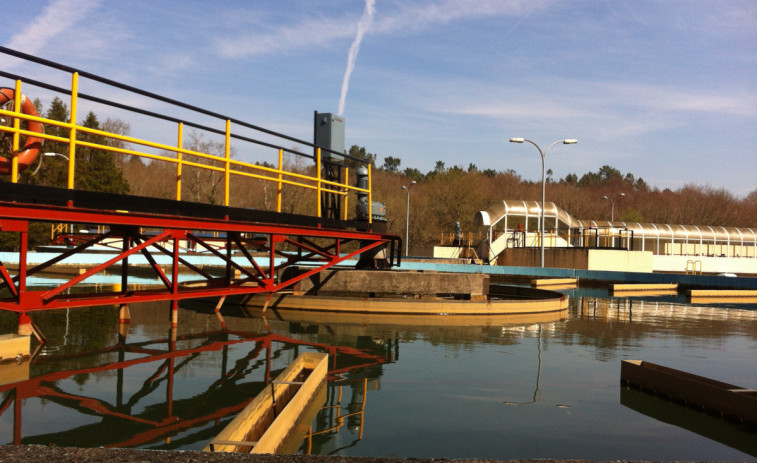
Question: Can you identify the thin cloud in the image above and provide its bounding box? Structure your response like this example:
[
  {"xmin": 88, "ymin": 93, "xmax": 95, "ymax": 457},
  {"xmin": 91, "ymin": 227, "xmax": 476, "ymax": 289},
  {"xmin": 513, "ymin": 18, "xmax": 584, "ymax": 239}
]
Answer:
[
  {"xmin": 372, "ymin": 0, "xmax": 549, "ymax": 34},
  {"xmin": 5, "ymin": 0, "xmax": 103, "ymax": 55},
  {"xmin": 215, "ymin": 15, "xmax": 352, "ymax": 59},
  {"xmin": 444, "ymin": 100, "xmax": 590, "ymax": 120},
  {"xmin": 214, "ymin": 0, "xmax": 554, "ymax": 59},
  {"xmin": 598, "ymin": 82, "xmax": 757, "ymax": 117},
  {"xmin": 423, "ymin": 77, "xmax": 757, "ymax": 122}
]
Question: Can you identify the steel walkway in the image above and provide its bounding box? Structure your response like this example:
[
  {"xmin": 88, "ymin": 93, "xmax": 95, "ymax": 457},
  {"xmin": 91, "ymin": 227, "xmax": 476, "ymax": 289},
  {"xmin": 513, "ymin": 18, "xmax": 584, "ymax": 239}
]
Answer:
[{"xmin": 0, "ymin": 47, "xmax": 400, "ymax": 340}]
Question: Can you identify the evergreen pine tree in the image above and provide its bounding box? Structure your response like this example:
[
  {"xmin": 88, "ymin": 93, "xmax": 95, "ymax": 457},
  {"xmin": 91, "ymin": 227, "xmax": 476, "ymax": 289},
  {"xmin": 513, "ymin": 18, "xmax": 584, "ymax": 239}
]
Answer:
[{"xmin": 75, "ymin": 111, "xmax": 130, "ymax": 194}]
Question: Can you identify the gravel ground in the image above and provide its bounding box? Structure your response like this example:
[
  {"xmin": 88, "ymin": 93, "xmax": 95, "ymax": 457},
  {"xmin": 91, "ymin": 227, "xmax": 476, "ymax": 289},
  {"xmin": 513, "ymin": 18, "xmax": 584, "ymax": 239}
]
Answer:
[
  {"xmin": 0, "ymin": 446, "xmax": 631, "ymax": 463},
  {"xmin": 0, "ymin": 445, "xmax": 722, "ymax": 463}
]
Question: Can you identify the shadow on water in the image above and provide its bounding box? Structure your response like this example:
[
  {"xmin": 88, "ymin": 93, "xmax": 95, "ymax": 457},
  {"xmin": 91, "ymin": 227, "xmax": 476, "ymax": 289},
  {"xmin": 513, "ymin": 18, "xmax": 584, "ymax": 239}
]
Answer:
[
  {"xmin": 620, "ymin": 387, "xmax": 757, "ymax": 457},
  {"xmin": 0, "ymin": 286, "xmax": 755, "ymax": 460}
]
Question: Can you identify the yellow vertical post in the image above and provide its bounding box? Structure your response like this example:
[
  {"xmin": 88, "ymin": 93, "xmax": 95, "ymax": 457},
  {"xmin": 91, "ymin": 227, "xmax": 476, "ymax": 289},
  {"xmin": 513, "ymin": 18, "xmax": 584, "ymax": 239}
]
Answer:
[
  {"xmin": 176, "ymin": 122, "xmax": 183, "ymax": 201},
  {"xmin": 10, "ymin": 80, "xmax": 21, "ymax": 182},
  {"xmin": 316, "ymin": 147, "xmax": 322, "ymax": 218},
  {"xmin": 67, "ymin": 72, "xmax": 79, "ymax": 190},
  {"xmin": 277, "ymin": 148, "xmax": 283, "ymax": 213},
  {"xmin": 359, "ymin": 377, "xmax": 368, "ymax": 440},
  {"xmin": 343, "ymin": 167, "xmax": 349, "ymax": 220},
  {"xmin": 224, "ymin": 119, "xmax": 231, "ymax": 206},
  {"xmin": 367, "ymin": 163, "xmax": 372, "ymax": 224}
]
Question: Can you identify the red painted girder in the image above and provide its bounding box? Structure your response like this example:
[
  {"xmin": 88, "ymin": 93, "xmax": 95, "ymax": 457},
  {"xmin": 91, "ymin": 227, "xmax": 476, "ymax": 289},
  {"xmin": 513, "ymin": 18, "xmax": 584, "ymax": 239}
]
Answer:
[
  {"xmin": 0, "ymin": 203, "xmax": 387, "ymax": 240},
  {"xmin": 0, "ymin": 236, "xmax": 390, "ymax": 313},
  {"xmin": 40, "ymin": 230, "xmax": 173, "ymax": 302}
]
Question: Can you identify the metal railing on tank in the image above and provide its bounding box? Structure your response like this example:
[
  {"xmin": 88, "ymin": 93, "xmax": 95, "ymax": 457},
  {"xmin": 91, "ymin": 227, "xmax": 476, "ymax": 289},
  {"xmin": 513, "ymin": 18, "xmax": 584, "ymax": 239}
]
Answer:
[{"xmin": 0, "ymin": 46, "xmax": 372, "ymax": 223}]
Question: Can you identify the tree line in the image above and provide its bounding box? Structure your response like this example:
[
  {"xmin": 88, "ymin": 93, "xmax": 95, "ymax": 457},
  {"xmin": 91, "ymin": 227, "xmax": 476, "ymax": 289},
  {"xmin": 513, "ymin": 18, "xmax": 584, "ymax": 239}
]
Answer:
[
  {"xmin": 3, "ymin": 100, "xmax": 756, "ymax": 253},
  {"xmin": 353, "ymin": 146, "xmax": 757, "ymax": 252}
]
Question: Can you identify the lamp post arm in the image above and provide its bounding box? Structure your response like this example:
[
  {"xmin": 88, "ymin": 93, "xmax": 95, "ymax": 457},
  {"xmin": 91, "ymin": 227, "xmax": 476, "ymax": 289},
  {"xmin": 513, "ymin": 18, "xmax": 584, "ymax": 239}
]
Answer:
[{"xmin": 509, "ymin": 138, "xmax": 576, "ymax": 268}]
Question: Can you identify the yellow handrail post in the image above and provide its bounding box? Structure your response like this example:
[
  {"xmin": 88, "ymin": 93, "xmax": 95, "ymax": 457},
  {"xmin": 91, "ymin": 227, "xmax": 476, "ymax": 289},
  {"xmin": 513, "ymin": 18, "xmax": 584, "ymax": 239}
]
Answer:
[
  {"xmin": 343, "ymin": 167, "xmax": 349, "ymax": 220},
  {"xmin": 316, "ymin": 148, "xmax": 322, "ymax": 218},
  {"xmin": 224, "ymin": 119, "xmax": 231, "ymax": 206},
  {"xmin": 277, "ymin": 148, "xmax": 283, "ymax": 213},
  {"xmin": 176, "ymin": 122, "xmax": 183, "ymax": 201},
  {"xmin": 10, "ymin": 80, "xmax": 21, "ymax": 182},
  {"xmin": 0, "ymin": 66, "xmax": 381, "ymax": 226},
  {"xmin": 367, "ymin": 163, "xmax": 372, "ymax": 224},
  {"xmin": 67, "ymin": 72, "xmax": 78, "ymax": 190}
]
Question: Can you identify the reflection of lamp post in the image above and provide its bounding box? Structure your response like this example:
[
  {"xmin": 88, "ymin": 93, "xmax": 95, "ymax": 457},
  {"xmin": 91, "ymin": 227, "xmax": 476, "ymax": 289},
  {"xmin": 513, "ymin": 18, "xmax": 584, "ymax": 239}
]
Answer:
[
  {"xmin": 401, "ymin": 181, "xmax": 416, "ymax": 256},
  {"xmin": 504, "ymin": 324, "xmax": 541, "ymax": 406},
  {"xmin": 602, "ymin": 193, "xmax": 625, "ymax": 221},
  {"xmin": 503, "ymin": 323, "xmax": 570, "ymax": 409},
  {"xmin": 509, "ymin": 138, "xmax": 577, "ymax": 267}
]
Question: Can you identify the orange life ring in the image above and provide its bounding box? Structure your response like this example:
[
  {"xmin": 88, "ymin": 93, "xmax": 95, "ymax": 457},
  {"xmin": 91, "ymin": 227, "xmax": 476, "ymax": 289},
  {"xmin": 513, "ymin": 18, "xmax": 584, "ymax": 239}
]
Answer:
[{"xmin": 0, "ymin": 88, "xmax": 44, "ymax": 174}]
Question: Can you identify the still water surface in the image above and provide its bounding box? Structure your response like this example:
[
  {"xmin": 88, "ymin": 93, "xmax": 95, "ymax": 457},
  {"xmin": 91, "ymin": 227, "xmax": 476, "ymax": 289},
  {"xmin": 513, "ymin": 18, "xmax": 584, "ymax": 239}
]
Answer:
[{"xmin": 1, "ymin": 286, "xmax": 755, "ymax": 460}]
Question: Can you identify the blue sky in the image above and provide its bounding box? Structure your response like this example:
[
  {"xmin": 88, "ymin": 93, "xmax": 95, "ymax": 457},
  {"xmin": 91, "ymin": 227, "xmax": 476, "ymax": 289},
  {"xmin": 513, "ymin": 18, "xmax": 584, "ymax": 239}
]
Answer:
[{"xmin": 3, "ymin": 0, "xmax": 756, "ymax": 196}]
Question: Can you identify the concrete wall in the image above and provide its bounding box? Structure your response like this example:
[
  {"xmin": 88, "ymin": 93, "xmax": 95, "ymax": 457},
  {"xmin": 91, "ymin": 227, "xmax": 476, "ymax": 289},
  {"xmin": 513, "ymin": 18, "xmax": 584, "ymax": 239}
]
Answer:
[
  {"xmin": 653, "ymin": 255, "xmax": 757, "ymax": 276},
  {"xmin": 433, "ymin": 247, "xmax": 463, "ymax": 259},
  {"xmin": 498, "ymin": 248, "xmax": 653, "ymax": 273},
  {"xmin": 588, "ymin": 249, "xmax": 653, "ymax": 273},
  {"xmin": 499, "ymin": 248, "xmax": 587, "ymax": 269},
  {"xmin": 287, "ymin": 268, "xmax": 489, "ymax": 298}
]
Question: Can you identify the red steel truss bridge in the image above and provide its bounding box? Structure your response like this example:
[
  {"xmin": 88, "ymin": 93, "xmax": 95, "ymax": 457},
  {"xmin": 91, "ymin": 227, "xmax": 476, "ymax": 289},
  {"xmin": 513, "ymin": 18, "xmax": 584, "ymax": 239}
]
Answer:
[{"xmin": 0, "ymin": 47, "xmax": 400, "ymax": 339}]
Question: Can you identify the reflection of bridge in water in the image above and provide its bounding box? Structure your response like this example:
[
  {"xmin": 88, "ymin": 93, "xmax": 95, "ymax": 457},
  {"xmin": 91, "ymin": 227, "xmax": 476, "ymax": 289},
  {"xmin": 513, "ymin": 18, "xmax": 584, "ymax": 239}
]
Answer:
[{"xmin": 0, "ymin": 306, "xmax": 391, "ymax": 451}]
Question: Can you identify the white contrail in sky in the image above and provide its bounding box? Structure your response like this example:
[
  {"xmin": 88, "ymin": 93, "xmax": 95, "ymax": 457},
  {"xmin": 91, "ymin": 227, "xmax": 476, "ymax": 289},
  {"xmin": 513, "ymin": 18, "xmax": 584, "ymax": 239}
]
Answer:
[{"xmin": 337, "ymin": 0, "xmax": 375, "ymax": 116}]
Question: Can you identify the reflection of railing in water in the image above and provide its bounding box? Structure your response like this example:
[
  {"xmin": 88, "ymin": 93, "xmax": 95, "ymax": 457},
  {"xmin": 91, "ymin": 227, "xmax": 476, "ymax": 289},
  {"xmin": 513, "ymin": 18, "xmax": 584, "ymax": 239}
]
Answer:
[
  {"xmin": 302, "ymin": 376, "xmax": 368, "ymax": 454},
  {"xmin": 577, "ymin": 296, "xmax": 757, "ymax": 324},
  {"xmin": 0, "ymin": 327, "xmax": 387, "ymax": 450}
]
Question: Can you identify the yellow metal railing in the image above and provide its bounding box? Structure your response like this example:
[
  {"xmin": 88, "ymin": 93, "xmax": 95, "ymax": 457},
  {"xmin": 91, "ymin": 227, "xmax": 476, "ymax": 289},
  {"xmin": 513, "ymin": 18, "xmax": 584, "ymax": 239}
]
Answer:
[
  {"xmin": 685, "ymin": 260, "xmax": 702, "ymax": 275},
  {"xmin": 0, "ymin": 74, "xmax": 371, "ymax": 222},
  {"xmin": 440, "ymin": 231, "xmax": 483, "ymax": 246},
  {"xmin": 50, "ymin": 223, "xmax": 67, "ymax": 239}
]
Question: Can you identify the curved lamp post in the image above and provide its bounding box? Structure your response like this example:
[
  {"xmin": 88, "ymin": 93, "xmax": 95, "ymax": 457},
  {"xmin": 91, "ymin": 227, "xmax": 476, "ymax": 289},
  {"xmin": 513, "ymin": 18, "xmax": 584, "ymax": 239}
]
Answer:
[
  {"xmin": 401, "ymin": 181, "xmax": 416, "ymax": 256},
  {"xmin": 31, "ymin": 152, "xmax": 70, "ymax": 176},
  {"xmin": 509, "ymin": 138, "xmax": 577, "ymax": 267},
  {"xmin": 601, "ymin": 193, "xmax": 625, "ymax": 221}
]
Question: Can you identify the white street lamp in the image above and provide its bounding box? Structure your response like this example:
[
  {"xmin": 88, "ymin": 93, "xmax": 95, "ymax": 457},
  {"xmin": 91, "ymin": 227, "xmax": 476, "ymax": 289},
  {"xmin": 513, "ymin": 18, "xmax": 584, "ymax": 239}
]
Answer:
[
  {"xmin": 601, "ymin": 193, "xmax": 625, "ymax": 221},
  {"xmin": 401, "ymin": 181, "xmax": 416, "ymax": 256},
  {"xmin": 509, "ymin": 138, "xmax": 577, "ymax": 267},
  {"xmin": 31, "ymin": 152, "xmax": 70, "ymax": 176},
  {"xmin": 44, "ymin": 152, "xmax": 70, "ymax": 161}
]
